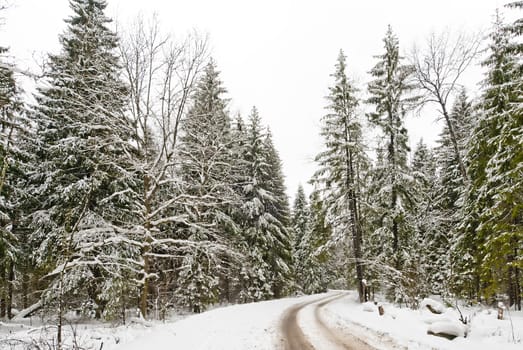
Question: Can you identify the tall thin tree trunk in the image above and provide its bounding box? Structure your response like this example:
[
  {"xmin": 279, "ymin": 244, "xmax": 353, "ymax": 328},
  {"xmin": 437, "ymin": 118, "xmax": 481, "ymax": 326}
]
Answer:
[
  {"xmin": 0, "ymin": 269, "xmax": 5, "ymax": 318},
  {"xmin": 140, "ymin": 174, "xmax": 152, "ymax": 319},
  {"xmin": 388, "ymin": 109, "xmax": 400, "ymax": 270},
  {"xmin": 7, "ymin": 261, "xmax": 13, "ymax": 319},
  {"xmin": 344, "ymin": 118, "xmax": 365, "ymax": 302},
  {"xmin": 440, "ymin": 102, "xmax": 468, "ymax": 181},
  {"xmin": 22, "ymin": 272, "xmax": 28, "ymax": 309},
  {"xmin": 515, "ymin": 247, "xmax": 521, "ymax": 311}
]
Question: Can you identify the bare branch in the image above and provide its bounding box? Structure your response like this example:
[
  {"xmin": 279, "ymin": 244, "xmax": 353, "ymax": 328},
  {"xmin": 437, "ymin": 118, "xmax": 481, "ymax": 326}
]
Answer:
[{"xmin": 410, "ymin": 29, "xmax": 484, "ymax": 180}]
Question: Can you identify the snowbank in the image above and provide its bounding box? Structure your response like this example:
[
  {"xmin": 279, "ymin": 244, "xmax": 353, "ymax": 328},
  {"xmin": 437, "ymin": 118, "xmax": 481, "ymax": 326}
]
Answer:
[{"xmin": 322, "ymin": 291, "xmax": 523, "ymax": 350}]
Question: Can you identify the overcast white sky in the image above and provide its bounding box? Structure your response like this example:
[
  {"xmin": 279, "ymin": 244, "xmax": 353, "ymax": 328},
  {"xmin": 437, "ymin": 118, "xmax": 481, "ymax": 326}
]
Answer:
[{"xmin": 2, "ymin": 0, "xmax": 504, "ymax": 199}]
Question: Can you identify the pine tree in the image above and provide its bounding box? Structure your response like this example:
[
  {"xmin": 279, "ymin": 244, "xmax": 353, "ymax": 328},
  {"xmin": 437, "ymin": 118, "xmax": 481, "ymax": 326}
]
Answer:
[
  {"xmin": 176, "ymin": 61, "xmax": 237, "ymax": 312},
  {"xmin": 313, "ymin": 50, "xmax": 368, "ymax": 301},
  {"xmin": 28, "ymin": 0, "xmax": 140, "ymax": 328},
  {"xmin": 366, "ymin": 26, "xmax": 418, "ymax": 303}
]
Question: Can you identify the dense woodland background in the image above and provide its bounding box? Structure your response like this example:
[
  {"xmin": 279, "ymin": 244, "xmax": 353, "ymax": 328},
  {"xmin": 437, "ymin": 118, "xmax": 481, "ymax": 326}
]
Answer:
[{"xmin": 0, "ymin": 0, "xmax": 521, "ymax": 330}]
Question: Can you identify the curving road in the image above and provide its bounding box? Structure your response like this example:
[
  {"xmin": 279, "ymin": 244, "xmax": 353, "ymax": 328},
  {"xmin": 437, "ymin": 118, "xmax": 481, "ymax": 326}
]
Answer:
[{"xmin": 280, "ymin": 293, "xmax": 376, "ymax": 350}]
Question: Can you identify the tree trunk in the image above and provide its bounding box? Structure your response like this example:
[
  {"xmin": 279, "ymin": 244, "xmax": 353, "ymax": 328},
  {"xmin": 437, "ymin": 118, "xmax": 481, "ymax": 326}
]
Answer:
[
  {"xmin": 22, "ymin": 272, "xmax": 28, "ymax": 309},
  {"xmin": 514, "ymin": 247, "xmax": 521, "ymax": 311},
  {"xmin": 509, "ymin": 260, "xmax": 515, "ymax": 308},
  {"xmin": 0, "ymin": 294, "xmax": 5, "ymax": 318},
  {"xmin": 440, "ymin": 102, "xmax": 468, "ymax": 181},
  {"xmin": 343, "ymin": 116, "xmax": 365, "ymax": 303},
  {"xmin": 515, "ymin": 266, "xmax": 521, "ymax": 311},
  {"xmin": 140, "ymin": 174, "xmax": 152, "ymax": 319},
  {"xmin": 7, "ymin": 261, "xmax": 13, "ymax": 319},
  {"xmin": 388, "ymin": 109, "xmax": 400, "ymax": 270}
]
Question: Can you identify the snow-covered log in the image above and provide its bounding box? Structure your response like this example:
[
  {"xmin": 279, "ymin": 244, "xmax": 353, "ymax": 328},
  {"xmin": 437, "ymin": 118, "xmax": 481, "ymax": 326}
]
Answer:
[
  {"xmin": 420, "ymin": 298, "xmax": 445, "ymax": 314},
  {"xmin": 427, "ymin": 320, "xmax": 467, "ymax": 340},
  {"xmin": 12, "ymin": 300, "xmax": 42, "ymax": 320}
]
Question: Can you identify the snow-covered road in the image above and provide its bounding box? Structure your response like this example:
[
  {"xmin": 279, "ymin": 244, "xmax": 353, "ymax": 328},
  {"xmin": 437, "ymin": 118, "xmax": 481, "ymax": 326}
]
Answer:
[{"xmin": 280, "ymin": 292, "xmax": 376, "ymax": 349}]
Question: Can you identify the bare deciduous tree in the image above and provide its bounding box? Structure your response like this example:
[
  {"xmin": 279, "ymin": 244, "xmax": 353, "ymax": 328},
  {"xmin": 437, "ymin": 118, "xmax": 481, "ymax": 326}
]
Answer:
[
  {"xmin": 411, "ymin": 30, "xmax": 483, "ymax": 180},
  {"xmin": 119, "ymin": 16, "xmax": 209, "ymax": 318}
]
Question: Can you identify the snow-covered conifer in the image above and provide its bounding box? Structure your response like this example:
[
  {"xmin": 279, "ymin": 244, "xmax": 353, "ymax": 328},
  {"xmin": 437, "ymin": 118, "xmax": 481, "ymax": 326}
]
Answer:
[
  {"xmin": 460, "ymin": 8, "xmax": 522, "ymax": 307},
  {"xmin": 313, "ymin": 50, "xmax": 369, "ymax": 301},
  {"xmin": 366, "ymin": 27, "xmax": 418, "ymax": 303},
  {"xmin": 236, "ymin": 107, "xmax": 292, "ymax": 301},
  {"xmin": 0, "ymin": 43, "xmax": 30, "ymax": 319},
  {"xmin": 28, "ymin": 0, "xmax": 140, "ymax": 326},
  {"xmin": 176, "ymin": 61, "xmax": 238, "ymax": 312}
]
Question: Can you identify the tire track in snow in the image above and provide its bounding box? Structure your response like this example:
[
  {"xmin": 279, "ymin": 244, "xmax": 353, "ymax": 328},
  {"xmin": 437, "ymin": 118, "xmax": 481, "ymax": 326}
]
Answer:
[
  {"xmin": 314, "ymin": 294, "xmax": 375, "ymax": 350},
  {"xmin": 280, "ymin": 292, "xmax": 377, "ymax": 350},
  {"xmin": 280, "ymin": 295, "xmax": 324, "ymax": 350}
]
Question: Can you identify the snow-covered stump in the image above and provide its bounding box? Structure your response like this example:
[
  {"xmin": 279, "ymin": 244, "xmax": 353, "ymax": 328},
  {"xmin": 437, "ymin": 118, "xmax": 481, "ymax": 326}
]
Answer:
[
  {"xmin": 497, "ymin": 302, "xmax": 505, "ymax": 320},
  {"xmin": 362, "ymin": 301, "xmax": 384, "ymax": 316}
]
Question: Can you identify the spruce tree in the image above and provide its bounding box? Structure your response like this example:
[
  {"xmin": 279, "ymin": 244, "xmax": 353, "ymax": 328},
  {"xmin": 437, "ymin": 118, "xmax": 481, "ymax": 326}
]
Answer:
[
  {"xmin": 291, "ymin": 185, "xmax": 309, "ymax": 291},
  {"xmin": 410, "ymin": 140, "xmax": 441, "ymax": 297},
  {"xmin": 292, "ymin": 185, "xmax": 309, "ymax": 255},
  {"xmin": 176, "ymin": 61, "xmax": 237, "ymax": 312},
  {"xmin": 461, "ymin": 7, "xmax": 522, "ymax": 308},
  {"xmin": 263, "ymin": 130, "xmax": 293, "ymax": 297},
  {"xmin": 366, "ymin": 26, "xmax": 418, "ymax": 303},
  {"xmin": 0, "ymin": 45, "xmax": 29, "ymax": 319},
  {"xmin": 295, "ymin": 189, "xmax": 333, "ymax": 294},
  {"xmin": 433, "ymin": 90, "xmax": 474, "ymax": 297},
  {"xmin": 237, "ymin": 107, "xmax": 292, "ymax": 301},
  {"xmin": 313, "ymin": 50, "xmax": 368, "ymax": 301},
  {"xmin": 28, "ymin": 0, "xmax": 139, "ymax": 327}
]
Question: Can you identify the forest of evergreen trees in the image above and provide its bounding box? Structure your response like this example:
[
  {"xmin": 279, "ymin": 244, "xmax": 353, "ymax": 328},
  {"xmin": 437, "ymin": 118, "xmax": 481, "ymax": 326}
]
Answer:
[{"xmin": 0, "ymin": 0, "xmax": 521, "ymax": 330}]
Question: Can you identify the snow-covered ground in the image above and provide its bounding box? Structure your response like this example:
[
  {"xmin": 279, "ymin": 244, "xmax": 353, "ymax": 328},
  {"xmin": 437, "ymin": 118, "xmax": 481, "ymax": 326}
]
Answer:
[
  {"xmin": 0, "ymin": 293, "xmax": 327, "ymax": 349},
  {"xmin": 324, "ymin": 291, "xmax": 523, "ymax": 350},
  {"xmin": 1, "ymin": 290, "xmax": 521, "ymax": 349}
]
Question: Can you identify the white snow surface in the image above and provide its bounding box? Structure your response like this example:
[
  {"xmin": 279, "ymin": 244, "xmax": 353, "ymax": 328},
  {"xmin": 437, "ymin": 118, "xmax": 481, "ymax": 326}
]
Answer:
[
  {"xmin": 427, "ymin": 321, "xmax": 467, "ymax": 338},
  {"xmin": 324, "ymin": 291, "xmax": 523, "ymax": 350},
  {"xmin": 1, "ymin": 290, "xmax": 522, "ymax": 349},
  {"xmin": 420, "ymin": 297, "xmax": 446, "ymax": 314}
]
